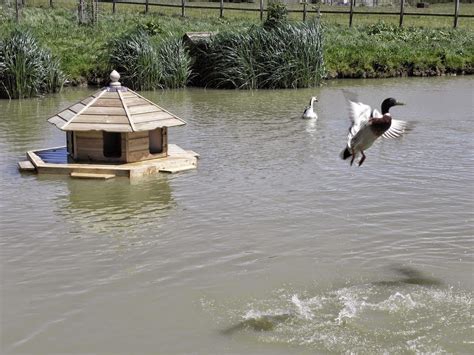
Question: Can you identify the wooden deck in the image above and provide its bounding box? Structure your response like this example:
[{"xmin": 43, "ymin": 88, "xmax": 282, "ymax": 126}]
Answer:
[{"xmin": 20, "ymin": 144, "xmax": 198, "ymax": 179}]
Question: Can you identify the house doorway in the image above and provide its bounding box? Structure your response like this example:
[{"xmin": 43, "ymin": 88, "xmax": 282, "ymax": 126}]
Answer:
[
  {"xmin": 103, "ymin": 132, "xmax": 122, "ymax": 158},
  {"xmin": 149, "ymin": 128, "xmax": 163, "ymax": 154}
]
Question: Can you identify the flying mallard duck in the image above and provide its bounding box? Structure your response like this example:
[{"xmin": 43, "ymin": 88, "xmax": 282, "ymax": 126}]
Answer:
[
  {"xmin": 302, "ymin": 96, "xmax": 318, "ymax": 119},
  {"xmin": 340, "ymin": 97, "xmax": 410, "ymax": 166}
]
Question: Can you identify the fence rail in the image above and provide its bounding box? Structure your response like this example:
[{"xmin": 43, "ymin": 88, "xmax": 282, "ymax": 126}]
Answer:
[
  {"xmin": 10, "ymin": 0, "xmax": 473, "ymax": 27},
  {"xmin": 100, "ymin": 0, "xmax": 473, "ymax": 27}
]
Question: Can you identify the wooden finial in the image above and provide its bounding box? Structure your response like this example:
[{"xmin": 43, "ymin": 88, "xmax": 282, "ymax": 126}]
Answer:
[{"xmin": 110, "ymin": 70, "xmax": 121, "ymax": 87}]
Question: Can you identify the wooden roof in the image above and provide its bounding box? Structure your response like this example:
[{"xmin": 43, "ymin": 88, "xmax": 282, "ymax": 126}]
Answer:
[
  {"xmin": 48, "ymin": 87, "xmax": 186, "ymax": 132},
  {"xmin": 183, "ymin": 32, "xmax": 214, "ymax": 46}
]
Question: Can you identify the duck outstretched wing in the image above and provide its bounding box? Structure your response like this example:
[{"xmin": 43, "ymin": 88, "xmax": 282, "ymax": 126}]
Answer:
[
  {"xmin": 348, "ymin": 100, "xmax": 372, "ymax": 136},
  {"xmin": 382, "ymin": 119, "xmax": 410, "ymax": 139}
]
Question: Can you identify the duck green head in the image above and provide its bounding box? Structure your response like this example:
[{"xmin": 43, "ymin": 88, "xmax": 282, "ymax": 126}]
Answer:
[{"xmin": 381, "ymin": 97, "xmax": 405, "ymax": 114}]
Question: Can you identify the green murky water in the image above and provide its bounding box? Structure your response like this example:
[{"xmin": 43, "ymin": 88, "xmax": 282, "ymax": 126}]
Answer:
[{"xmin": 1, "ymin": 77, "xmax": 473, "ymax": 354}]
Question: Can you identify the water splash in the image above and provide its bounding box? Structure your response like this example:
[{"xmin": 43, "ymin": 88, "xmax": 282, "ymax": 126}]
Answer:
[
  {"xmin": 335, "ymin": 291, "xmax": 365, "ymax": 325},
  {"xmin": 378, "ymin": 292, "xmax": 417, "ymax": 313},
  {"xmin": 212, "ymin": 283, "xmax": 472, "ymax": 353},
  {"xmin": 291, "ymin": 294, "xmax": 314, "ymax": 320}
]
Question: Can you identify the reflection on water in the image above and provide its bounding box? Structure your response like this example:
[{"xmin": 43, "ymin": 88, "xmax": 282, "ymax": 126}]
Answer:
[
  {"xmin": 304, "ymin": 117, "xmax": 318, "ymax": 135},
  {"xmin": 54, "ymin": 175, "xmax": 175, "ymax": 235}
]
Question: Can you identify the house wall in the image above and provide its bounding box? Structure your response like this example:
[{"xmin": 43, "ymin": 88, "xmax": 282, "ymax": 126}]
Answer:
[
  {"xmin": 72, "ymin": 131, "xmax": 127, "ymax": 163},
  {"xmin": 125, "ymin": 128, "xmax": 168, "ymax": 163},
  {"xmin": 68, "ymin": 128, "xmax": 168, "ymax": 163}
]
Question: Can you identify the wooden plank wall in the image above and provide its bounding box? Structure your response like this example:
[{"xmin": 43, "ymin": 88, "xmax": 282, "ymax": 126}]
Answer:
[
  {"xmin": 126, "ymin": 131, "xmax": 149, "ymax": 162},
  {"xmin": 73, "ymin": 131, "xmax": 127, "ymax": 163},
  {"xmin": 67, "ymin": 129, "xmax": 168, "ymax": 163},
  {"xmin": 125, "ymin": 128, "xmax": 168, "ymax": 163}
]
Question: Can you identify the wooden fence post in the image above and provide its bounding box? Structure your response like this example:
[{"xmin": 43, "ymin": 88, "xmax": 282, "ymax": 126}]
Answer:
[
  {"xmin": 78, "ymin": 0, "xmax": 82, "ymax": 23},
  {"xmin": 454, "ymin": 0, "xmax": 460, "ymax": 28},
  {"xmin": 399, "ymin": 0, "xmax": 405, "ymax": 27},
  {"xmin": 260, "ymin": 0, "xmax": 264, "ymax": 21},
  {"xmin": 220, "ymin": 0, "xmax": 224, "ymax": 18},
  {"xmin": 145, "ymin": 0, "xmax": 149, "ymax": 13},
  {"xmin": 90, "ymin": 0, "xmax": 95, "ymax": 25},
  {"xmin": 89, "ymin": 0, "xmax": 95, "ymax": 25},
  {"xmin": 95, "ymin": 0, "xmax": 99, "ymax": 25},
  {"xmin": 112, "ymin": 0, "xmax": 116, "ymax": 14},
  {"xmin": 349, "ymin": 0, "xmax": 354, "ymax": 27},
  {"xmin": 303, "ymin": 1, "xmax": 307, "ymax": 22},
  {"xmin": 182, "ymin": 0, "xmax": 185, "ymax": 17}
]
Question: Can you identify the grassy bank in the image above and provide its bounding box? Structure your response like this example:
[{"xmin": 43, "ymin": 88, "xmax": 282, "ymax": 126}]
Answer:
[
  {"xmin": 1, "ymin": 4, "xmax": 473, "ymax": 88},
  {"xmin": 324, "ymin": 23, "xmax": 473, "ymax": 78}
]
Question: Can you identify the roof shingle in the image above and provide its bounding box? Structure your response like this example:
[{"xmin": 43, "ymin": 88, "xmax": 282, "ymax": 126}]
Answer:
[{"xmin": 48, "ymin": 87, "xmax": 186, "ymax": 132}]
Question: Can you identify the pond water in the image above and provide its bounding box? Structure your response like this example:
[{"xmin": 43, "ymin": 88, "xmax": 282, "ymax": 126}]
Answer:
[{"xmin": 1, "ymin": 77, "xmax": 473, "ymax": 354}]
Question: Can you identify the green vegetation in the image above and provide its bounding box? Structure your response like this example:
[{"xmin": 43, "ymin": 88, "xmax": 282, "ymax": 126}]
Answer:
[
  {"xmin": 109, "ymin": 29, "xmax": 191, "ymax": 89},
  {"xmin": 263, "ymin": 1, "xmax": 289, "ymax": 30},
  {"xmin": 325, "ymin": 22, "xmax": 473, "ymax": 78},
  {"xmin": 197, "ymin": 21, "xmax": 324, "ymax": 89},
  {"xmin": 0, "ymin": 2, "xmax": 472, "ymax": 95},
  {"xmin": 0, "ymin": 6, "xmax": 256, "ymax": 85},
  {"xmin": 0, "ymin": 29, "xmax": 64, "ymax": 99}
]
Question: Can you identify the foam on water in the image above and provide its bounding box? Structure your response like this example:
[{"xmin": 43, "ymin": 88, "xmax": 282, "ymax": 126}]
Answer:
[
  {"xmin": 291, "ymin": 294, "xmax": 315, "ymax": 320},
  {"xmin": 214, "ymin": 283, "xmax": 473, "ymax": 353}
]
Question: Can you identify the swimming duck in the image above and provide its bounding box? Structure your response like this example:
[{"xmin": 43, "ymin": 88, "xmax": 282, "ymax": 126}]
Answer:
[
  {"xmin": 302, "ymin": 96, "xmax": 318, "ymax": 119},
  {"xmin": 340, "ymin": 97, "xmax": 409, "ymax": 166}
]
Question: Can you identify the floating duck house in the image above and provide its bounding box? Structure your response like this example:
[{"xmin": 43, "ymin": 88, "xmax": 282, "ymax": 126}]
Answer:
[{"xmin": 18, "ymin": 71, "xmax": 198, "ymax": 179}]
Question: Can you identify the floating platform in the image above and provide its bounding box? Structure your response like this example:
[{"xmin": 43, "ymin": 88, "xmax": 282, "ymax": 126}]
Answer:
[{"xmin": 19, "ymin": 144, "xmax": 198, "ymax": 179}]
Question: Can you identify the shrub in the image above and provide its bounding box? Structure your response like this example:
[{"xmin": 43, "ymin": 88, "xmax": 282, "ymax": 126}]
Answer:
[
  {"xmin": 264, "ymin": 1, "xmax": 289, "ymax": 30},
  {"xmin": 0, "ymin": 29, "xmax": 64, "ymax": 99},
  {"xmin": 137, "ymin": 20, "xmax": 164, "ymax": 37}
]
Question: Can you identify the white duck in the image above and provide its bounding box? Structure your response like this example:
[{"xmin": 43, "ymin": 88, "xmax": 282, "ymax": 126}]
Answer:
[
  {"xmin": 340, "ymin": 97, "xmax": 409, "ymax": 166},
  {"xmin": 302, "ymin": 96, "xmax": 318, "ymax": 119}
]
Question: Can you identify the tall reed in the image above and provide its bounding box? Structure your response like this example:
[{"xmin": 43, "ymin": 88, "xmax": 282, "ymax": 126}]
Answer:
[
  {"xmin": 109, "ymin": 30, "xmax": 161, "ymax": 91},
  {"xmin": 0, "ymin": 29, "xmax": 64, "ymax": 99},
  {"xmin": 108, "ymin": 30, "xmax": 191, "ymax": 90},
  {"xmin": 157, "ymin": 37, "xmax": 192, "ymax": 89},
  {"xmin": 196, "ymin": 20, "xmax": 325, "ymax": 89}
]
